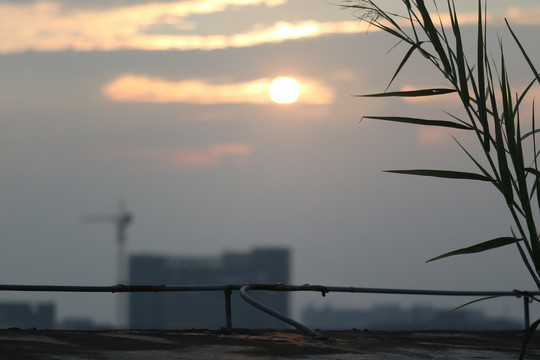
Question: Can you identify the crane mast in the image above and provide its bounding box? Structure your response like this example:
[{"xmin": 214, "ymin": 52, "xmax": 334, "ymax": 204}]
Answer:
[{"xmin": 84, "ymin": 201, "xmax": 133, "ymax": 328}]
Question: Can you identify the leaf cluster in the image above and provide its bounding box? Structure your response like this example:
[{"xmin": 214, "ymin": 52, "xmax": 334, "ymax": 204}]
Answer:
[
  {"xmin": 345, "ymin": 0, "xmax": 540, "ymax": 287},
  {"xmin": 345, "ymin": 1, "xmax": 540, "ymax": 357}
]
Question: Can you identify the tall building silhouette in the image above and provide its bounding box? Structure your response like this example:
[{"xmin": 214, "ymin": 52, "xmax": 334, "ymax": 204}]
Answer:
[{"xmin": 129, "ymin": 247, "xmax": 290, "ymax": 329}]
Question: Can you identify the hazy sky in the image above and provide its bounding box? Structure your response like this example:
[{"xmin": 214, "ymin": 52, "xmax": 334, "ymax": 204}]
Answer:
[{"xmin": 2, "ymin": 0, "xmax": 540, "ymax": 326}]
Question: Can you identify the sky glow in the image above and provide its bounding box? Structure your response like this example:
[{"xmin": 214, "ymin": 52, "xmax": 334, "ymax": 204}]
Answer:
[
  {"xmin": 103, "ymin": 75, "xmax": 334, "ymax": 104},
  {"xmin": 95, "ymin": 143, "xmax": 253, "ymax": 171},
  {"xmin": 1, "ymin": 2, "xmax": 540, "ymax": 54},
  {"xmin": 2, "ymin": 0, "xmax": 540, "ymax": 327},
  {"xmin": 0, "ymin": 1, "xmax": 361, "ymax": 54},
  {"xmin": 269, "ymin": 77, "xmax": 300, "ymax": 104}
]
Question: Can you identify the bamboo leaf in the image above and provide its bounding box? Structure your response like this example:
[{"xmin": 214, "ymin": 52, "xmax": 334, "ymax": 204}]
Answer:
[
  {"xmin": 526, "ymin": 168, "xmax": 540, "ymax": 178},
  {"xmin": 514, "ymin": 230, "xmax": 540, "ymax": 288},
  {"xmin": 362, "ymin": 116, "xmax": 472, "ymax": 130},
  {"xmin": 453, "ymin": 137, "xmax": 501, "ymax": 191},
  {"xmin": 509, "ymin": 89, "xmax": 540, "ymax": 272},
  {"xmin": 476, "ymin": 0, "xmax": 489, "ymax": 151},
  {"xmin": 520, "ymin": 318, "xmax": 540, "ymax": 360},
  {"xmin": 500, "ymin": 49, "xmax": 516, "ymax": 154},
  {"xmin": 386, "ymin": 42, "xmax": 425, "ymax": 91},
  {"xmin": 521, "ymin": 128, "xmax": 540, "ymax": 141},
  {"xmin": 449, "ymin": 0, "xmax": 470, "ymax": 107},
  {"xmin": 433, "ymin": 1, "xmax": 452, "ymax": 70},
  {"xmin": 506, "ymin": 19, "xmax": 540, "ymax": 86},
  {"xmin": 449, "ymin": 296, "xmax": 501, "ymax": 312},
  {"xmin": 528, "ymin": 165, "xmax": 540, "ymax": 201},
  {"xmin": 416, "ymin": 0, "xmax": 452, "ymax": 74},
  {"xmin": 444, "ymin": 111, "xmax": 479, "ymax": 132},
  {"xmin": 488, "ymin": 81, "xmax": 515, "ymax": 204},
  {"xmin": 533, "ymin": 101, "xmax": 540, "ymax": 210},
  {"xmin": 428, "ymin": 295, "xmax": 501, "ymax": 327},
  {"xmin": 368, "ymin": 21, "xmax": 411, "ymax": 44},
  {"xmin": 426, "ymin": 237, "xmax": 520, "ymax": 262},
  {"xmin": 356, "ymin": 88, "xmax": 456, "ymax": 97},
  {"xmin": 385, "ymin": 169, "xmax": 492, "ymax": 182},
  {"xmin": 516, "ymin": 78, "xmax": 539, "ymax": 139}
]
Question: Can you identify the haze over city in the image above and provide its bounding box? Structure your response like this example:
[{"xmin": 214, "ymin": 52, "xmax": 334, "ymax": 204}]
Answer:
[{"xmin": 2, "ymin": 0, "xmax": 540, "ymax": 326}]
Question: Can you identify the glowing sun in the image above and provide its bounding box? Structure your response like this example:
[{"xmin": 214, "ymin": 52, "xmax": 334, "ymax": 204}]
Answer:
[{"xmin": 269, "ymin": 77, "xmax": 300, "ymax": 104}]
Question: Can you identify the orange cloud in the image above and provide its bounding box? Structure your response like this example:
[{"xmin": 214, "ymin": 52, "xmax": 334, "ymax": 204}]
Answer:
[
  {"xmin": 103, "ymin": 75, "xmax": 335, "ymax": 105},
  {"xmin": 97, "ymin": 143, "xmax": 253, "ymax": 171},
  {"xmin": 0, "ymin": 1, "xmax": 363, "ymax": 54},
  {"xmin": 496, "ymin": 7, "xmax": 540, "ymax": 25},
  {"xmin": 3, "ymin": 2, "xmax": 540, "ymax": 54},
  {"xmin": 226, "ymin": 20, "xmax": 362, "ymax": 49}
]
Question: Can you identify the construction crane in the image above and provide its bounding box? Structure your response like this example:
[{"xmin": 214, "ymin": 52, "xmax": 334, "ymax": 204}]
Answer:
[{"xmin": 83, "ymin": 201, "xmax": 133, "ymax": 328}]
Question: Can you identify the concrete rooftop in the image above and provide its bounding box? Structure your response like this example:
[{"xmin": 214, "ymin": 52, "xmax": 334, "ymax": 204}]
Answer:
[{"xmin": 1, "ymin": 328, "xmax": 540, "ymax": 359}]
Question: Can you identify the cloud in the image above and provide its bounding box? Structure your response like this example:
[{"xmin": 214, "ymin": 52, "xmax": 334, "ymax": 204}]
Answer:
[
  {"xmin": 385, "ymin": 4, "xmax": 540, "ymax": 27},
  {"xmin": 96, "ymin": 143, "xmax": 253, "ymax": 171},
  {"xmin": 502, "ymin": 7, "xmax": 540, "ymax": 25},
  {"xmin": 3, "ymin": 2, "xmax": 538, "ymax": 54},
  {"xmin": 103, "ymin": 75, "xmax": 335, "ymax": 105},
  {"xmin": 0, "ymin": 0, "xmax": 362, "ymax": 54}
]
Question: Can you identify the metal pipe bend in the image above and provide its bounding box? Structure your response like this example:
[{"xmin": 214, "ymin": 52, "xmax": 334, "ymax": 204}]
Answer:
[{"xmin": 239, "ymin": 284, "xmax": 328, "ymax": 339}]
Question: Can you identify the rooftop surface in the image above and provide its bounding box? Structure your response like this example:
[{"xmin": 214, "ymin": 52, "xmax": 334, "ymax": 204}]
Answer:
[{"xmin": 1, "ymin": 328, "xmax": 539, "ymax": 359}]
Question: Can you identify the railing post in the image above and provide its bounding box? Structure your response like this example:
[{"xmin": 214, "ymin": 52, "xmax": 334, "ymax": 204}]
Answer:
[
  {"xmin": 224, "ymin": 286, "xmax": 232, "ymax": 332},
  {"xmin": 524, "ymin": 296, "xmax": 530, "ymax": 330}
]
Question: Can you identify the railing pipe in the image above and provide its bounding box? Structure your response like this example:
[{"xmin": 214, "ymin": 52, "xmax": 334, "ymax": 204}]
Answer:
[
  {"xmin": 524, "ymin": 296, "xmax": 531, "ymax": 329},
  {"xmin": 224, "ymin": 286, "xmax": 233, "ymax": 332},
  {"xmin": 0, "ymin": 283, "xmax": 538, "ymax": 334},
  {"xmin": 239, "ymin": 284, "xmax": 327, "ymax": 339},
  {"xmin": 0, "ymin": 284, "xmax": 236, "ymax": 292},
  {"xmin": 1, "ymin": 283, "xmax": 538, "ymax": 297}
]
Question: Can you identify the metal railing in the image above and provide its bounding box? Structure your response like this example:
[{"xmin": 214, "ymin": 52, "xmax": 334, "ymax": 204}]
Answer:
[{"xmin": 0, "ymin": 283, "xmax": 538, "ymax": 337}]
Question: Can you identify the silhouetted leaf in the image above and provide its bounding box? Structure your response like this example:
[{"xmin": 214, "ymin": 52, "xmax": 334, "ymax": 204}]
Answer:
[
  {"xmin": 384, "ymin": 169, "xmax": 491, "ymax": 181},
  {"xmin": 520, "ymin": 318, "xmax": 540, "ymax": 360},
  {"xmin": 356, "ymin": 88, "xmax": 456, "ymax": 97},
  {"xmin": 507, "ymin": 19, "xmax": 540, "ymax": 86},
  {"xmin": 521, "ymin": 128, "xmax": 540, "ymax": 141},
  {"xmin": 385, "ymin": 42, "xmax": 424, "ymax": 91},
  {"xmin": 449, "ymin": 296, "xmax": 501, "ymax": 312},
  {"xmin": 362, "ymin": 116, "xmax": 471, "ymax": 129},
  {"xmin": 449, "ymin": 0, "xmax": 470, "ymax": 107},
  {"xmin": 416, "ymin": 0, "xmax": 452, "ymax": 74},
  {"xmin": 489, "ymin": 81, "xmax": 515, "ymax": 204},
  {"xmin": 476, "ymin": 1, "xmax": 489, "ymax": 151},
  {"xmin": 426, "ymin": 237, "xmax": 519, "ymax": 263}
]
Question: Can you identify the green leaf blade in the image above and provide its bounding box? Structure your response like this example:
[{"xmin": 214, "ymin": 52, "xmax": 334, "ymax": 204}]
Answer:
[
  {"xmin": 385, "ymin": 42, "xmax": 424, "ymax": 91},
  {"xmin": 476, "ymin": 0, "xmax": 489, "ymax": 151},
  {"xmin": 520, "ymin": 318, "xmax": 540, "ymax": 360},
  {"xmin": 449, "ymin": 0, "xmax": 470, "ymax": 107},
  {"xmin": 384, "ymin": 169, "xmax": 492, "ymax": 182},
  {"xmin": 356, "ymin": 88, "xmax": 456, "ymax": 98},
  {"xmin": 426, "ymin": 237, "xmax": 519, "ymax": 263},
  {"xmin": 362, "ymin": 116, "xmax": 472, "ymax": 130},
  {"xmin": 416, "ymin": 0, "xmax": 452, "ymax": 74}
]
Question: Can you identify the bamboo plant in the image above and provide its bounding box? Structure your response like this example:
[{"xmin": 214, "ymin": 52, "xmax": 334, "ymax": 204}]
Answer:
[{"xmin": 343, "ymin": 0, "xmax": 540, "ymax": 357}]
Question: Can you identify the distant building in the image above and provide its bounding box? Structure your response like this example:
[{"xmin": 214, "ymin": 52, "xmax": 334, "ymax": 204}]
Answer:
[
  {"xmin": 129, "ymin": 247, "xmax": 290, "ymax": 329},
  {"xmin": 0, "ymin": 302, "xmax": 55, "ymax": 329},
  {"xmin": 302, "ymin": 303, "xmax": 521, "ymax": 331}
]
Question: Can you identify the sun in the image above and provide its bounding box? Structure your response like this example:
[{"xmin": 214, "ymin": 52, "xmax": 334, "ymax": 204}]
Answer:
[{"xmin": 269, "ymin": 77, "xmax": 300, "ymax": 104}]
